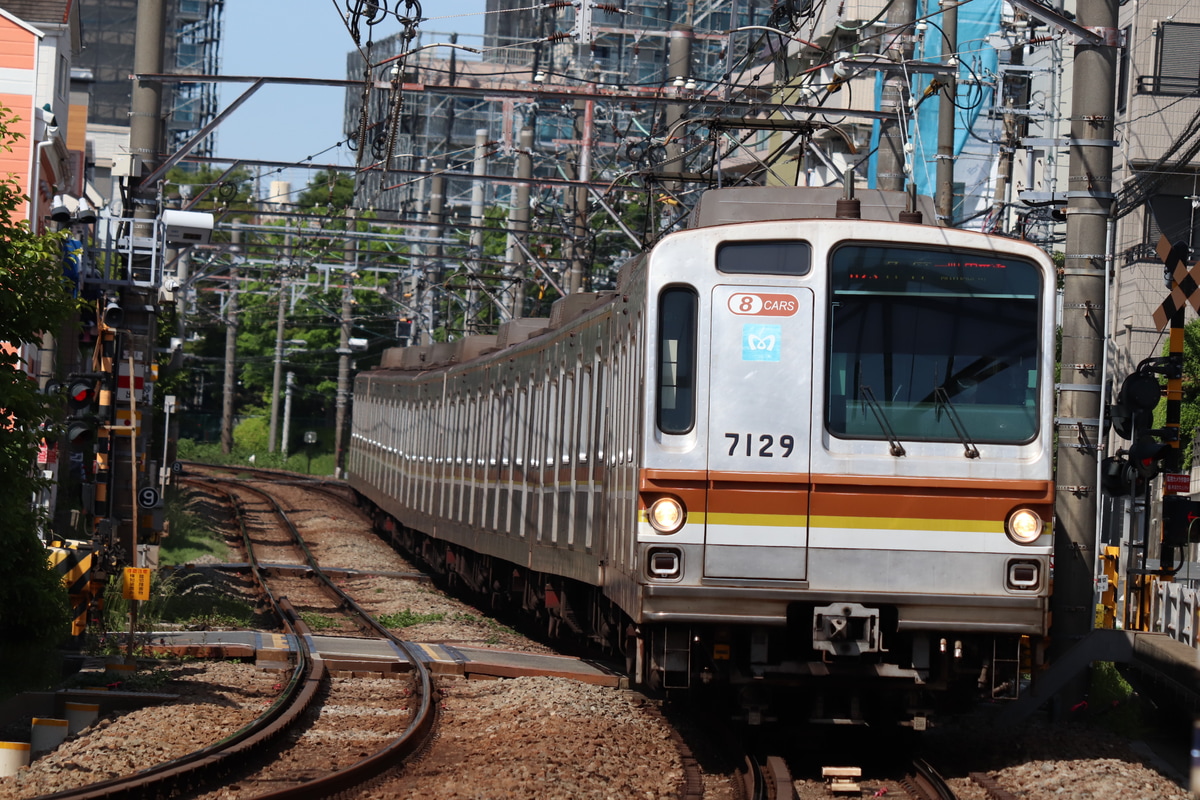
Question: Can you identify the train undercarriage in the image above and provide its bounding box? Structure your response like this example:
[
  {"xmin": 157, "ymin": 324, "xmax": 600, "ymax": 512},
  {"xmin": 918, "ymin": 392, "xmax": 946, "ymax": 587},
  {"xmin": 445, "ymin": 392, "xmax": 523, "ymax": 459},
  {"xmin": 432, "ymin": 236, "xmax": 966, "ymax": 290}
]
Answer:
[{"xmin": 366, "ymin": 501, "xmax": 1035, "ymax": 728}]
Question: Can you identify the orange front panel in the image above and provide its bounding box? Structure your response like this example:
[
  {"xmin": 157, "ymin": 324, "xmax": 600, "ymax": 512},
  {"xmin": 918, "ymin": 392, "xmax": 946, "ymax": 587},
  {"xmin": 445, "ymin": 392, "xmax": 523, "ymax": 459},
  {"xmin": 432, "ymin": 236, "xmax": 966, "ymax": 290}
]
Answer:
[
  {"xmin": 641, "ymin": 468, "xmax": 1052, "ymax": 524},
  {"xmin": 810, "ymin": 475, "xmax": 1053, "ymax": 524},
  {"xmin": 707, "ymin": 481, "xmax": 810, "ymax": 517}
]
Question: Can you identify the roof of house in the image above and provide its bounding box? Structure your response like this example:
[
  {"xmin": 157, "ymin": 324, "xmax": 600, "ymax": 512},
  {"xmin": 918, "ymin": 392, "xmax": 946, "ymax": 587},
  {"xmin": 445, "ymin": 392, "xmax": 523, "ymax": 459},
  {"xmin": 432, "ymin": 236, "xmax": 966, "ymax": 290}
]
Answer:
[{"xmin": 0, "ymin": 1, "xmax": 72, "ymax": 25}]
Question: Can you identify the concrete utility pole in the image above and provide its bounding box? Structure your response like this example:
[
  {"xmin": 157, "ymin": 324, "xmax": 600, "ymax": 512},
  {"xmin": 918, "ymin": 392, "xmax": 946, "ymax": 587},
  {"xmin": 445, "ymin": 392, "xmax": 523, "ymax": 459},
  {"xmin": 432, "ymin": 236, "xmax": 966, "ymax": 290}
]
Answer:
[
  {"xmin": 424, "ymin": 165, "xmax": 445, "ymax": 345},
  {"xmin": 934, "ymin": 1, "xmax": 959, "ymax": 225},
  {"xmin": 130, "ymin": 0, "xmax": 165, "ymax": 226},
  {"xmin": 506, "ymin": 127, "xmax": 533, "ymax": 319},
  {"xmin": 334, "ymin": 213, "xmax": 356, "ymax": 478},
  {"xmin": 991, "ymin": 38, "xmax": 1031, "ymax": 235},
  {"xmin": 877, "ymin": 0, "xmax": 916, "ymax": 192},
  {"xmin": 282, "ymin": 371, "xmax": 295, "ymax": 460},
  {"xmin": 663, "ymin": 25, "xmax": 693, "ymax": 192},
  {"xmin": 220, "ymin": 225, "xmax": 241, "ymax": 455},
  {"xmin": 1051, "ymin": 0, "xmax": 1119, "ymax": 706},
  {"xmin": 267, "ymin": 240, "xmax": 289, "ymax": 453},
  {"xmin": 567, "ymin": 100, "xmax": 594, "ymax": 295},
  {"xmin": 467, "ymin": 129, "xmax": 488, "ymax": 332}
]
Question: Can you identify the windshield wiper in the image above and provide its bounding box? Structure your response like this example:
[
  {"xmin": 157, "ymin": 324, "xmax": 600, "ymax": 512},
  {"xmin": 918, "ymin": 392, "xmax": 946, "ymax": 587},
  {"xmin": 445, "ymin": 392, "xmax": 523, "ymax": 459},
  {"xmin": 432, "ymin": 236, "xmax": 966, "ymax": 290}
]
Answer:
[
  {"xmin": 859, "ymin": 385, "xmax": 906, "ymax": 457},
  {"xmin": 934, "ymin": 386, "xmax": 980, "ymax": 459}
]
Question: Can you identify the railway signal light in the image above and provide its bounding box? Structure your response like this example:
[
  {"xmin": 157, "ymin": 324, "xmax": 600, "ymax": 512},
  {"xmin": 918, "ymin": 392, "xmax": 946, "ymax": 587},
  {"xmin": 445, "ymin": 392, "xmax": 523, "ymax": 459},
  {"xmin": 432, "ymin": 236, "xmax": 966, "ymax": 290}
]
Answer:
[
  {"xmin": 1127, "ymin": 435, "xmax": 1172, "ymax": 480},
  {"xmin": 1161, "ymin": 495, "xmax": 1200, "ymax": 547},
  {"xmin": 64, "ymin": 373, "xmax": 104, "ymax": 445},
  {"xmin": 1100, "ymin": 455, "xmax": 1135, "ymax": 497},
  {"xmin": 66, "ymin": 375, "xmax": 98, "ymax": 412},
  {"xmin": 1110, "ymin": 370, "xmax": 1162, "ymax": 440}
]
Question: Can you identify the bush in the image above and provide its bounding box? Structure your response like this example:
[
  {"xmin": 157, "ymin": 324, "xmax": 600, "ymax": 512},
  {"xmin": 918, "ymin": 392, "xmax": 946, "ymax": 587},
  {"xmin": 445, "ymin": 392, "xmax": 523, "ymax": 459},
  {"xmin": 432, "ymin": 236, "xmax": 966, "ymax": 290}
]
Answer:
[{"xmin": 233, "ymin": 412, "xmax": 270, "ymax": 452}]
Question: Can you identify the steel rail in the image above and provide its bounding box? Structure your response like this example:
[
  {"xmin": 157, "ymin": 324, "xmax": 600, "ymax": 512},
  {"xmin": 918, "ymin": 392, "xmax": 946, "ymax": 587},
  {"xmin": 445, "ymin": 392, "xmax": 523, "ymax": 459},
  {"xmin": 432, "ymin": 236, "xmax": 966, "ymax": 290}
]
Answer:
[
  {"xmin": 32, "ymin": 487, "xmax": 322, "ymax": 800},
  {"xmin": 186, "ymin": 475, "xmax": 439, "ymax": 799}
]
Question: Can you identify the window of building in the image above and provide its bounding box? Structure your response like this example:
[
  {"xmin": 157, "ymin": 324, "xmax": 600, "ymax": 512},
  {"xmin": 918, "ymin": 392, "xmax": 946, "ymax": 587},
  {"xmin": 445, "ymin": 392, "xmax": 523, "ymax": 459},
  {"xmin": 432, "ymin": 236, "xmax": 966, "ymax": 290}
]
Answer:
[
  {"xmin": 1153, "ymin": 21, "xmax": 1200, "ymax": 94},
  {"xmin": 1144, "ymin": 193, "xmax": 1200, "ymax": 254}
]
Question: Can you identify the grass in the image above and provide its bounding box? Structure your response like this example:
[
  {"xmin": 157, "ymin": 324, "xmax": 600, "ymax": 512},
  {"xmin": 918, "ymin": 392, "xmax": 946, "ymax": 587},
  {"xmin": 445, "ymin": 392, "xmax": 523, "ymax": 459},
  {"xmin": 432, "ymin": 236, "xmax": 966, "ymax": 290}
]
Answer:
[
  {"xmin": 1088, "ymin": 661, "xmax": 1154, "ymax": 738},
  {"xmin": 99, "ymin": 570, "xmax": 255, "ymax": 639},
  {"xmin": 91, "ymin": 488, "xmax": 256, "ymax": 646},
  {"xmin": 160, "ymin": 493, "xmax": 230, "ymax": 566},
  {"xmin": 378, "ymin": 609, "xmax": 447, "ymax": 628},
  {"xmin": 177, "ymin": 438, "xmax": 337, "ymax": 476},
  {"xmin": 300, "ymin": 612, "xmax": 338, "ymax": 631}
]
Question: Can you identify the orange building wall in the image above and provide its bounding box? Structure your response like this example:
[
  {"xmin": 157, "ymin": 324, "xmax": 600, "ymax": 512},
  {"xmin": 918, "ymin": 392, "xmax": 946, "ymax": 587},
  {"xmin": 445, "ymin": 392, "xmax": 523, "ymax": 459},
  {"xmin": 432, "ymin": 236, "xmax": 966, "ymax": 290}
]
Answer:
[
  {"xmin": 0, "ymin": 14, "xmax": 37, "ymax": 199},
  {"xmin": 67, "ymin": 102, "xmax": 87, "ymax": 153},
  {"xmin": 0, "ymin": 91, "xmax": 32, "ymax": 190},
  {"xmin": 0, "ymin": 18, "xmax": 35, "ymax": 71}
]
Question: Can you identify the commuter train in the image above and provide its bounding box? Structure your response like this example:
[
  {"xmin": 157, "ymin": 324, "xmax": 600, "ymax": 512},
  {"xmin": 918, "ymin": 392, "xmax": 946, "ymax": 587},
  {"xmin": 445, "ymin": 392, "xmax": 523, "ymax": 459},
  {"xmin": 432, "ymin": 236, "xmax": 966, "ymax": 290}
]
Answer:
[{"xmin": 348, "ymin": 186, "xmax": 1056, "ymax": 725}]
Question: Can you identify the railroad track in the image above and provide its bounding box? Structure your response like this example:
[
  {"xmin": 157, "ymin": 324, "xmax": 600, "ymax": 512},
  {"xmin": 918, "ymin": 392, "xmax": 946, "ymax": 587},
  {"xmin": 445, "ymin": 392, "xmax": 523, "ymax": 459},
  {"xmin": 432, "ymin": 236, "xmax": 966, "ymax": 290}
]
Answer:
[
  {"xmin": 183, "ymin": 465, "xmax": 712, "ymax": 798},
  {"xmin": 178, "ymin": 474, "xmax": 439, "ymax": 798},
  {"xmin": 31, "ymin": 476, "xmax": 437, "ymax": 800}
]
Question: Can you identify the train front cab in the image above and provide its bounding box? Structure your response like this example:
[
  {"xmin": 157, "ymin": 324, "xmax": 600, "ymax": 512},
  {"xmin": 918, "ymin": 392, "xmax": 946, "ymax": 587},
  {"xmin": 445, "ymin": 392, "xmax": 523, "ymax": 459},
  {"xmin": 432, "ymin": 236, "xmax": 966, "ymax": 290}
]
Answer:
[{"xmin": 633, "ymin": 221, "xmax": 1055, "ymax": 723}]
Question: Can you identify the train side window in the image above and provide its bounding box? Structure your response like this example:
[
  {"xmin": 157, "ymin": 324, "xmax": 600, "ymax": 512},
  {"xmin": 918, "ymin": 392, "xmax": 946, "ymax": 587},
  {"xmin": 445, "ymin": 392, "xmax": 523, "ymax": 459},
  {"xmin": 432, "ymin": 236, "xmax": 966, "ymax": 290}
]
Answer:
[
  {"xmin": 657, "ymin": 288, "xmax": 698, "ymax": 434},
  {"xmin": 563, "ymin": 370, "xmax": 576, "ymax": 467},
  {"xmin": 578, "ymin": 366, "xmax": 592, "ymax": 465},
  {"xmin": 716, "ymin": 240, "xmax": 811, "ymax": 275}
]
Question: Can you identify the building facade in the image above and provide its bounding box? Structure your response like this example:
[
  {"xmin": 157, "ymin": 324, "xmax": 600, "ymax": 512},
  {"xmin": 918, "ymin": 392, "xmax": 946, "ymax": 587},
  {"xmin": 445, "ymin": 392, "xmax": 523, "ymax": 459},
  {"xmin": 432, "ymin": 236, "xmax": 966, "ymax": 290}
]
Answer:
[
  {"xmin": 76, "ymin": 0, "xmax": 223, "ymax": 200},
  {"xmin": 1110, "ymin": 5, "xmax": 1200, "ymax": 380},
  {"xmin": 0, "ymin": 1, "xmax": 81, "ymax": 231}
]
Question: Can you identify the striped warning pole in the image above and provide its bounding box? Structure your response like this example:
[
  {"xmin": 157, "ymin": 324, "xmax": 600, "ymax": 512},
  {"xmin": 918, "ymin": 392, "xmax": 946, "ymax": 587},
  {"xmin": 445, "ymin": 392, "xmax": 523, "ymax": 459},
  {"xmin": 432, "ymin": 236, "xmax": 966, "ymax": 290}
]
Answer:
[
  {"xmin": 46, "ymin": 540, "xmax": 95, "ymax": 637},
  {"xmin": 1151, "ymin": 235, "xmax": 1199, "ymax": 576}
]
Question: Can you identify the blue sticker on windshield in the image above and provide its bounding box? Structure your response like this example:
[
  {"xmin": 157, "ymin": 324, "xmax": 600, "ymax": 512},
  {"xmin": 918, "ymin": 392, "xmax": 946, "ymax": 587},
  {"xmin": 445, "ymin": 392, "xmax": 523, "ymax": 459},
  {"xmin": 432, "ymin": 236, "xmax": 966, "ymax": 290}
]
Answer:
[{"xmin": 742, "ymin": 324, "xmax": 781, "ymax": 361}]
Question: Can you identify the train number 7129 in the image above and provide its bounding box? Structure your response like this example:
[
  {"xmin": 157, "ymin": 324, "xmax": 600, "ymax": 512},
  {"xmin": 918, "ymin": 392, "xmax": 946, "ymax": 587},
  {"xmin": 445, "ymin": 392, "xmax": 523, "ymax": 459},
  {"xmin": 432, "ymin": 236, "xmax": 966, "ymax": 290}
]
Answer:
[{"xmin": 724, "ymin": 433, "xmax": 795, "ymax": 458}]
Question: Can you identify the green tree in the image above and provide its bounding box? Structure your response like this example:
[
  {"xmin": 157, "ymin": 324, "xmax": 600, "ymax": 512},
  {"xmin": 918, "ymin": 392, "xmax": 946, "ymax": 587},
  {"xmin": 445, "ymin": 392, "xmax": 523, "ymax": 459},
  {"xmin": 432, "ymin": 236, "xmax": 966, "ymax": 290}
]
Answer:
[{"xmin": 0, "ymin": 105, "xmax": 74, "ymax": 644}]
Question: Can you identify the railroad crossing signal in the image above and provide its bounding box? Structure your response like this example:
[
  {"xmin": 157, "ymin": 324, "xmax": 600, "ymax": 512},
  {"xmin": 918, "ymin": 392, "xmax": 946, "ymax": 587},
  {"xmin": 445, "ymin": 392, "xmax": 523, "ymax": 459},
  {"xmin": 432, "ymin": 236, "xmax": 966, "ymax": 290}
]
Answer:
[{"xmin": 1151, "ymin": 236, "xmax": 1200, "ymax": 331}]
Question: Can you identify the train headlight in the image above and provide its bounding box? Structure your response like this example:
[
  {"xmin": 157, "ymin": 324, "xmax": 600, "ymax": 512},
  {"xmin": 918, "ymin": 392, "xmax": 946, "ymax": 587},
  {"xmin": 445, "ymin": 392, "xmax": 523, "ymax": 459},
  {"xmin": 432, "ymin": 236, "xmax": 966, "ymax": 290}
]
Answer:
[
  {"xmin": 648, "ymin": 497, "xmax": 686, "ymax": 534},
  {"xmin": 1006, "ymin": 508, "xmax": 1044, "ymax": 544}
]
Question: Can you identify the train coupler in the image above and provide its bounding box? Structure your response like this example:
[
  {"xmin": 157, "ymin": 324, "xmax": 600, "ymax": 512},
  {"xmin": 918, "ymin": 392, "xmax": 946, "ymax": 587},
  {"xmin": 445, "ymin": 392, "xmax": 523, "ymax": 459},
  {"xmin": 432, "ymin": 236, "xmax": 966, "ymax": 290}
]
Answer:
[{"xmin": 812, "ymin": 602, "xmax": 883, "ymax": 656}]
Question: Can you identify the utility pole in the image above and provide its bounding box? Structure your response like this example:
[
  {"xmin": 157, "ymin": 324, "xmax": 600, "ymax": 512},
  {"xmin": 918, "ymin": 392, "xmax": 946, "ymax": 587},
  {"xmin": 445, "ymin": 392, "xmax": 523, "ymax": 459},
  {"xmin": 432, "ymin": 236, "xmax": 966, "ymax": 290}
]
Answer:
[
  {"xmin": 282, "ymin": 371, "xmax": 295, "ymax": 460},
  {"xmin": 467, "ymin": 129, "xmax": 488, "ymax": 332},
  {"xmin": 991, "ymin": 35, "xmax": 1031, "ymax": 235},
  {"xmin": 220, "ymin": 224, "xmax": 240, "ymax": 455},
  {"xmin": 425, "ymin": 164, "xmax": 445, "ymax": 345},
  {"xmin": 267, "ymin": 266, "xmax": 287, "ymax": 453},
  {"xmin": 934, "ymin": 1, "xmax": 959, "ymax": 225},
  {"xmin": 130, "ymin": 0, "xmax": 165, "ymax": 229},
  {"xmin": 1052, "ymin": 0, "xmax": 1119, "ymax": 707},
  {"xmin": 334, "ymin": 212, "xmax": 356, "ymax": 478},
  {"xmin": 506, "ymin": 127, "xmax": 533, "ymax": 319},
  {"xmin": 877, "ymin": 0, "xmax": 916, "ymax": 192},
  {"xmin": 663, "ymin": 25, "xmax": 693, "ymax": 191},
  {"xmin": 268, "ymin": 233, "xmax": 291, "ymax": 453},
  {"xmin": 568, "ymin": 100, "xmax": 594, "ymax": 295}
]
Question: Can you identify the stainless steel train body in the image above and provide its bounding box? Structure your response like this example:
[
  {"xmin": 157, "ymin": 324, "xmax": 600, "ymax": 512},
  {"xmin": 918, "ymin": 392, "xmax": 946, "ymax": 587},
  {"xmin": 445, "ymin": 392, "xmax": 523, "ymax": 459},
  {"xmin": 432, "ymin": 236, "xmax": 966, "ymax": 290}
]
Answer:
[{"xmin": 349, "ymin": 187, "xmax": 1056, "ymax": 723}]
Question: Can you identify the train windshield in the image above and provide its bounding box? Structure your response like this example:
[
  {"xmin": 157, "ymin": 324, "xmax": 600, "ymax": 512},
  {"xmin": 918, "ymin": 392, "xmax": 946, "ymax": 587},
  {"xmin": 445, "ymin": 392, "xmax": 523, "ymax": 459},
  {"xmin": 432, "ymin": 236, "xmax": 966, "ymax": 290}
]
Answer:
[{"xmin": 826, "ymin": 244, "xmax": 1042, "ymax": 445}]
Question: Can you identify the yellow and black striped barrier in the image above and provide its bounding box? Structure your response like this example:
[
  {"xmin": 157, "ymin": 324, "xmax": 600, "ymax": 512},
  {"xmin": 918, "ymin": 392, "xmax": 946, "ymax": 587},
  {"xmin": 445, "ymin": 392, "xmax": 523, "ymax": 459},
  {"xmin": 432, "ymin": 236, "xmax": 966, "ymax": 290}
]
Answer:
[{"xmin": 46, "ymin": 539, "xmax": 100, "ymax": 637}]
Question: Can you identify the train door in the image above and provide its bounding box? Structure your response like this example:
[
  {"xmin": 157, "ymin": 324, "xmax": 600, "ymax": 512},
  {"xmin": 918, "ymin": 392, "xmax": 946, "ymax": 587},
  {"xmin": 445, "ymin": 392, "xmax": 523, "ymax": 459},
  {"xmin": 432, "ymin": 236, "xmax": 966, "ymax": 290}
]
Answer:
[{"xmin": 705, "ymin": 286, "xmax": 814, "ymax": 581}]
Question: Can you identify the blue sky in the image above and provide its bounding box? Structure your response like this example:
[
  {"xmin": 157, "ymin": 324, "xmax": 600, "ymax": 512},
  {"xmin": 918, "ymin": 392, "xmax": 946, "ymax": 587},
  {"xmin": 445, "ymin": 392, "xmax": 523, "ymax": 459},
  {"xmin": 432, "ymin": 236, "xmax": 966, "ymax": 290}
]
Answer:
[{"xmin": 216, "ymin": 1, "xmax": 485, "ymax": 195}]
